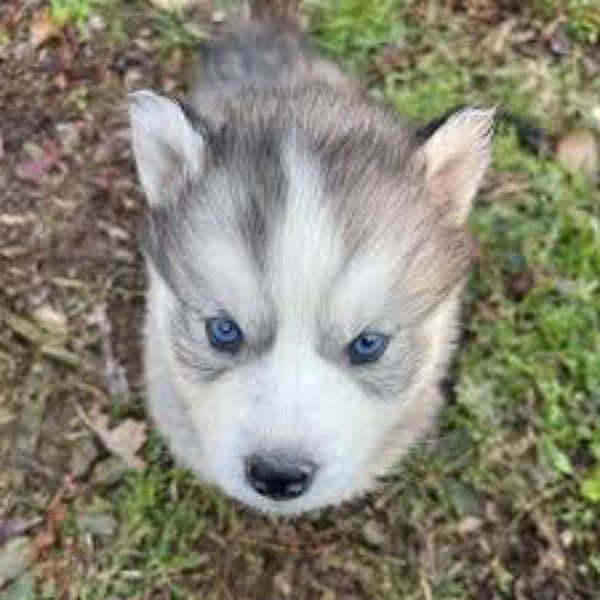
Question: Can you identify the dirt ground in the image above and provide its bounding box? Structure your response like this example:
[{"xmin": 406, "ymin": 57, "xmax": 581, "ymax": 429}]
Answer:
[
  {"xmin": 1, "ymin": 0, "xmax": 160, "ymax": 582},
  {"xmin": 1, "ymin": 0, "xmax": 144, "ymax": 502},
  {"xmin": 1, "ymin": 1, "xmax": 599, "ymax": 599}
]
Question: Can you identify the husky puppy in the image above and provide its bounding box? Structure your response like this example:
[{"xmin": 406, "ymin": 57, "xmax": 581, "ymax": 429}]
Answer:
[{"xmin": 128, "ymin": 20, "xmax": 494, "ymax": 514}]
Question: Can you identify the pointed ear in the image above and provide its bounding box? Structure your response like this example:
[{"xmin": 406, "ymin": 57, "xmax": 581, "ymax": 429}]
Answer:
[
  {"xmin": 128, "ymin": 90, "xmax": 205, "ymax": 206},
  {"xmin": 420, "ymin": 107, "xmax": 495, "ymax": 225}
]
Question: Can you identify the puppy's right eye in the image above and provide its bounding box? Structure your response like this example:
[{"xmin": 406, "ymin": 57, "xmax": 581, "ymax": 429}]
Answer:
[
  {"xmin": 348, "ymin": 331, "xmax": 388, "ymax": 365},
  {"xmin": 206, "ymin": 317, "xmax": 244, "ymax": 353}
]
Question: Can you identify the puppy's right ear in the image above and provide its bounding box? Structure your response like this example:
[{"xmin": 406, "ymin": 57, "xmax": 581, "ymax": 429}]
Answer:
[{"xmin": 128, "ymin": 90, "xmax": 205, "ymax": 207}]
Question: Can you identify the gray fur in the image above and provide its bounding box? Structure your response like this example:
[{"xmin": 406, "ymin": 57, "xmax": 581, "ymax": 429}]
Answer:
[{"xmin": 189, "ymin": 21, "xmax": 357, "ymax": 118}]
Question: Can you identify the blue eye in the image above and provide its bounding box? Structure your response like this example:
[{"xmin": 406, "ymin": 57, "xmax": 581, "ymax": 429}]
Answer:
[
  {"xmin": 206, "ymin": 316, "xmax": 243, "ymax": 353},
  {"xmin": 348, "ymin": 331, "xmax": 388, "ymax": 365}
]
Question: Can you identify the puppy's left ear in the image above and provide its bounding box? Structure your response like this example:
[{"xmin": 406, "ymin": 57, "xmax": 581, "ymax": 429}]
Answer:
[{"xmin": 419, "ymin": 107, "xmax": 495, "ymax": 225}]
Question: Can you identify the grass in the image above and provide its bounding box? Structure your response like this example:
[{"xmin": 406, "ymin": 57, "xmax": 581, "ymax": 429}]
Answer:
[
  {"xmin": 148, "ymin": 9, "xmax": 206, "ymax": 55},
  {"xmin": 49, "ymin": 0, "xmax": 205, "ymax": 49},
  {"xmin": 12, "ymin": 0, "xmax": 600, "ymax": 598},
  {"xmin": 49, "ymin": 0, "xmax": 125, "ymax": 39},
  {"xmin": 532, "ymin": 0, "xmax": 600, "ymax": 44},
  {"xmin": 49, "ymin": 0, "xmax": 93, "ymax": 29},
  {"xmin": 309, "ymin": 0, "xmax": 412, "ymax": 71}
]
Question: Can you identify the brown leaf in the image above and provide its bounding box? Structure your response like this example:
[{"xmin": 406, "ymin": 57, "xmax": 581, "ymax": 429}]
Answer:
[
  {"xmin": 78, "ymin": 405, "xmax": 147, "ymax": 470},
  {"xmin": 149, "ymin": 0, "xmax": 199, "ymax": 10},
  {"xmin": 362, "ymin": 519, "xmax": 386, "ymax": 548},
  {"xmin": 108, "ymin": 420, "xmax": 147, "ymax": 464},
  {"xmin": 0, "ymin": 537, "xmax": 34, "ymax": 587},
  {"xmin": 15, "ymin": 139, "xmax": 60, "ymax": 183},
  {"xmin": 0, "ymin": 212, "xmax": 37, "ymax": 226},
  {"xmin": 543, "ymin": 18, "xmax": 570, "ymax": 57},
  {"xmin": 30, "ymin": 9, "xmax": 60, "ymax": 49},
  {"xmin": 54, "ymin": 71, "xmax": 68, "ymax": 90},
  {"xmin": 33, "ymin": 304, "xmax": 68, "ymax": 334},
  {"xmin": 507, "ymin": 269, "xmax": 535, "ymax": 301},
  {"xmin": 556, "ymin": 130, "xmax": 598, "ymax": 179},
  {"xmin": 32, "ymin": 528, "xmax": 56, "ymax": 556},
  {"xmin": 0, "ymin": 519, "xmax": 42, "ymax": 545},
  {"xmin": 475, "ymin": 300, "xmax": 499, "ymax": 320},
  {"xmin": 372, "ymin": 45, "xmax": 411, "ymax": 75},
  {"xmin": 33, "ymin": 477, "xmax": 74, "ymax": 556},
  {"xmin": 480, "ymin": 18, "xmax": 516, "ymax": 57},
  {"xmin": 0, "ymin": 407, "xmax": 16, "ymax": 426},
  {"xmin": 456, "ymin": 516, "xmax": 483, "ymax": 536}
]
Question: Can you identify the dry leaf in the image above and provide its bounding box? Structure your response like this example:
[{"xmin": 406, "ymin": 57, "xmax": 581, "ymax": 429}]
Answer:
[
  {"xmin": 0, "ymin": 212, "xmax": 37, "ymax": 226},
  {"xmin": 362, "ymin": 519, "xmax": 386, "ymax": 548},
  {"xmin": 0, "ymin": 519, "xmax": 41, "ymax": 545},
  {"xmin": 30, "ymin": 9, "xmax": 60, "ymax": 49},
  {"xmin": 16, "ymin": 139, "xmax": 60, "ymax": 184},
  {"xmin": 149, "ymin": 0, "xmax": 199, "ymax": 10},
  {"xmin": 79, "ymin": 405, "xmax": 147, "ymax": 470},
  {"xmin": 0, "ymin": 537, "xmax": 34, "ymax": 587},
  {"xmin": 33, "ymin": 304, "xmax": 67, "ymax": 334},
  {"xmin": 481, "ymin": 18, "xmax": 516, "ymax": 57},
  {"xmin": 591, "ymin": 105, "xmax": 600, "ymax": 128},
  {"xmin": 556, "ymin": 130, "xmax": 598, "ymax": 179},
  {"xmin": 0, "ymin": 408, "xmax": 17, "ymax": 426},
  {"xmin": 456, "ymin": 516, "xmax": 483, "ymax": 536}
]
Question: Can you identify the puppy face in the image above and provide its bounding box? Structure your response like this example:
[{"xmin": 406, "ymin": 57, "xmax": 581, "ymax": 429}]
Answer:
[{"xmin": 130, "ymin": 90, "xmax": 493, "ymax": 513}]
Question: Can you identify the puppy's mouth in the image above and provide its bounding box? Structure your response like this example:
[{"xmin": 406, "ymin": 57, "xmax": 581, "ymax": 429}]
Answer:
[{"xmin": 236, "ymin": 489, "xmax": 328, "ymax": 515}]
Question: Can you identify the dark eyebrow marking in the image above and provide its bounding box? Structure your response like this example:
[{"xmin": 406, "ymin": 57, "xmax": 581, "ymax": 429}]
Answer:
[{"xmin": 169, "ymin": 300, "xmax": 278, "ymax": 384}]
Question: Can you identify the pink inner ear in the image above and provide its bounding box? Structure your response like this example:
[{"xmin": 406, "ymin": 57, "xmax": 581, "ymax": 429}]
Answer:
[{"xmin": 422, "ymin": 108, "xmax": 495, "ymax": 225}]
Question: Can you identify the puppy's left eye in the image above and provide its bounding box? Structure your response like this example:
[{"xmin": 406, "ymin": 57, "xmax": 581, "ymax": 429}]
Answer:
[
  {"xmin": 348, "ymin": 331, "xmax": 388, "ymax": 365},
  {"xmin": 206, "ymin": 316, "xmax": 244, "ymax": 353}
]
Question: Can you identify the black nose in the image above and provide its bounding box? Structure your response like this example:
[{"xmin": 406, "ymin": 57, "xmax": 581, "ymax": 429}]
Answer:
[{"xmin": 245, "ymin": 455, "xmax": 316, "ymax": 500}]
